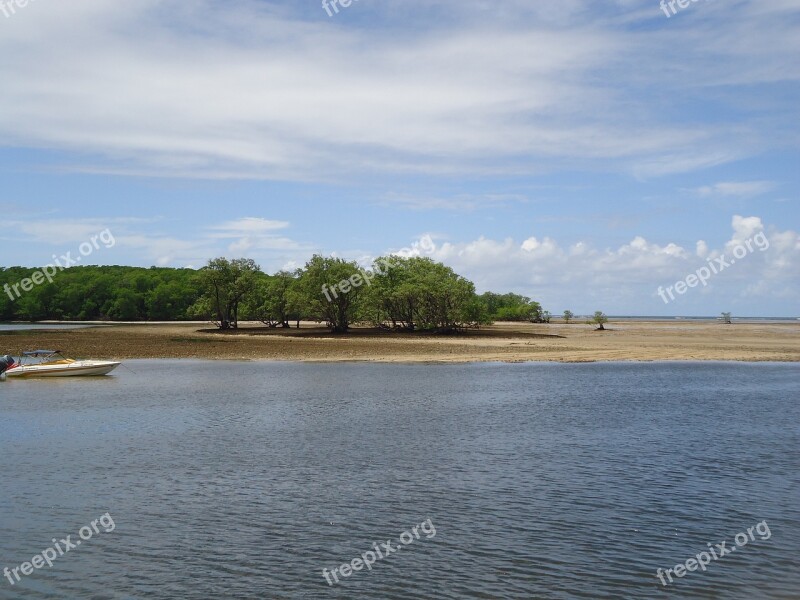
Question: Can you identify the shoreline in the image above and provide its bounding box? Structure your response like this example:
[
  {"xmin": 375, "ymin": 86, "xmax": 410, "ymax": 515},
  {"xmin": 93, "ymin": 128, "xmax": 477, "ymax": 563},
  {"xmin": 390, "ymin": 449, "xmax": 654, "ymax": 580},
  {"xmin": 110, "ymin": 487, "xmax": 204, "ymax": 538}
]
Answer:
[{"xmin": 2, "ymin": 320, "xmax": 798, "ymax": 364}]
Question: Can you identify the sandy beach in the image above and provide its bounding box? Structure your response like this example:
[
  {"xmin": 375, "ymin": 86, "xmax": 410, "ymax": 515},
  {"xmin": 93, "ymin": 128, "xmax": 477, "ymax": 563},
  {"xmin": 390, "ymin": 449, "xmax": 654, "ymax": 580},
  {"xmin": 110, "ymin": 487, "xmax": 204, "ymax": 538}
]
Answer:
[{"xmin": 3, "ymin": 320, "xmax": 798, "ymax": 363}]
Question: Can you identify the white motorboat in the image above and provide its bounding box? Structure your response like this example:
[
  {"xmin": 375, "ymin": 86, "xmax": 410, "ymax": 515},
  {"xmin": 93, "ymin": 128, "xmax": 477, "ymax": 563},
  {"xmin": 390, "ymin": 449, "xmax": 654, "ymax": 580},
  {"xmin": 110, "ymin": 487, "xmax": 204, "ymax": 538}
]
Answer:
[{"xmin": 2, "ymin": 350, "xmax": 120, "ymax": 378}]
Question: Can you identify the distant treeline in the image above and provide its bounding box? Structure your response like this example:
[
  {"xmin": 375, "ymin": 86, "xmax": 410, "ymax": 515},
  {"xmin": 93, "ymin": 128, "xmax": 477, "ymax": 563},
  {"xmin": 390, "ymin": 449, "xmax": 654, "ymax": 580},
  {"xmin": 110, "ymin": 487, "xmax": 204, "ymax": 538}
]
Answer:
[
  {"xmin": 1, "ymin": 257, "xmax": 552, "ymax": 332},
  {"xmin": 1, "ymin": 266, "xmax": 200, "ymax": 322}
]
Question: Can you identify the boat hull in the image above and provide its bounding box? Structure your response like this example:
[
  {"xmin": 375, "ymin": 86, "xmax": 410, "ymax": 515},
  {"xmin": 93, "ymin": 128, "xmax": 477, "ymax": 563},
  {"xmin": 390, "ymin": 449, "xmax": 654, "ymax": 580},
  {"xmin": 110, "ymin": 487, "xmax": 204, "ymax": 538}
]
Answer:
[{"xmin": 5, "ymin": 361, "xmax": 120, "ymax": 378}]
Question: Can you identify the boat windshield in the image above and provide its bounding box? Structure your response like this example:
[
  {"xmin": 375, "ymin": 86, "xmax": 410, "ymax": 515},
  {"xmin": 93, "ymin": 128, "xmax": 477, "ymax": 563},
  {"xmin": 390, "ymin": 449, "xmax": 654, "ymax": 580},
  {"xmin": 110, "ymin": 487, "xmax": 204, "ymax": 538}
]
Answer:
[{"xmin": 18, "ymin": 350, "xmax": 71, "ymax": 365}]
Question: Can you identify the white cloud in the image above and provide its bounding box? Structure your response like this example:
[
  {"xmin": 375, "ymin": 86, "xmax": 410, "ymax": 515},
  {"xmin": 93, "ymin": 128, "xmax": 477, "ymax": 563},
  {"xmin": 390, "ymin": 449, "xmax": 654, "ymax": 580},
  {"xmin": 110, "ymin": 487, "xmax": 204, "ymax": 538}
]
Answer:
[
  {"xmin": 398, "ymin": 215, "xmax": 800, "ymax": 314},
  {"xmin": 730, "ymin": 215, "xmax": 764, "ymax": 241},
  {"xmin": 210, "ymin": 218, "xmax": 290, "ymax": 236},
  {"xmin": 3, "ymin": 217, "xmax": 157, "ymax": 245},
  {"xmin": 3, "ymin": 215, "xmax": 311, "ymax": 269},
  {"xmin": 116, "ymin": 234, "xmax": 212, "ymax": 267},
  {"xmin": 693, "ymin": 181, "xmax": 776, "ymax": 198},
  {"xmin": 207, "ymin": 217, "xmax": 309, "ymax": 257},
  {"xmin": 0, "ymin": 0, "xmax": 796, "ymax": 180},
  {"xmin": 380, "ymin": 193, "xmax": 528, "ymax": 211}
]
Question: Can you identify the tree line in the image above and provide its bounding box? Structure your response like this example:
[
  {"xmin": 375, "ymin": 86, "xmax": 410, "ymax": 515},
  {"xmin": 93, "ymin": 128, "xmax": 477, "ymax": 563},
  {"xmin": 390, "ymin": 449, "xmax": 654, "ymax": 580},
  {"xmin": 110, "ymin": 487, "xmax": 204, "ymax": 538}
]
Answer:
[
  {"xmin": 0, "ymin": 266, "xmax": 200, "ymax": 322},
  {"xmin": 0, "ymin": 256, "xmax": 568, "ymax": 332}
]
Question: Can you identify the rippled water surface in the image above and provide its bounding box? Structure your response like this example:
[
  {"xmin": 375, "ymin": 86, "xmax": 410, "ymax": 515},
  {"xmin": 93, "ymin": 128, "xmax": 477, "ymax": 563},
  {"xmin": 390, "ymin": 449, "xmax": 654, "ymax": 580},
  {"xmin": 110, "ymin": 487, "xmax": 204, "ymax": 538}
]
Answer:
[{"xmin": 1, "ymin": 361, "xmax": 798, "ymax": 599}]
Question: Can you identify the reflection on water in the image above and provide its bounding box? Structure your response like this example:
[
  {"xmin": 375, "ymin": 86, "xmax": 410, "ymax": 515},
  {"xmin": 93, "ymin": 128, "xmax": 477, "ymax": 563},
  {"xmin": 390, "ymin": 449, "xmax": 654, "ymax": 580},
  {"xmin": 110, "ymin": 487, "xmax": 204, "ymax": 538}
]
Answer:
[{"xmin": 1, "ymin": 361, "xmax": 798, "ymax": 599}]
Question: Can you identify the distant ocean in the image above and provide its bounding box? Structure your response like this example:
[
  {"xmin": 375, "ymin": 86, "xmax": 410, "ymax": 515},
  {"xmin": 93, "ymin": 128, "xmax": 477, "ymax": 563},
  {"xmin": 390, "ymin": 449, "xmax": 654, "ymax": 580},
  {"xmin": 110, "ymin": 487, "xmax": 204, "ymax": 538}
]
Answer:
[
  {"xmin": 608, "ymin": 316, "xmax": 799, "ymax": 323},
  {"xmin": 0, "ymin": 323, "xmax": 102, "ymax": 331}
]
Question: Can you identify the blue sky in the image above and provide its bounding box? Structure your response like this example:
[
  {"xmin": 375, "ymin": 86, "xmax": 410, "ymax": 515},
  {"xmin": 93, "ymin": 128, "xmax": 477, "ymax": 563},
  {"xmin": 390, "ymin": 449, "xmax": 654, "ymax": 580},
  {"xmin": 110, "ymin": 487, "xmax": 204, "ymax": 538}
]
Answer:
[{"xmin": 0, "ymin": 0, "xmax": 798, "ymax": 315}]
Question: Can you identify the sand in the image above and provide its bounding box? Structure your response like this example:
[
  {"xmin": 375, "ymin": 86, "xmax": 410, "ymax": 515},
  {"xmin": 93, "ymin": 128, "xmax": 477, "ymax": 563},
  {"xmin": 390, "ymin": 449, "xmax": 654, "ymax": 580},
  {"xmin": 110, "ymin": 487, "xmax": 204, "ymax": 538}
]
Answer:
[{"xmin": 3, "ymin": 320, "xmax": 799, "ymax": 363}]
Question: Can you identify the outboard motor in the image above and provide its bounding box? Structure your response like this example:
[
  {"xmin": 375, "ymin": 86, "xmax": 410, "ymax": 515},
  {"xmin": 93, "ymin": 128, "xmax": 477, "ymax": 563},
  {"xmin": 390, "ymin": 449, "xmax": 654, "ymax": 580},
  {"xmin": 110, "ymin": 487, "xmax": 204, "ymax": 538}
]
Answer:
[{"xmin": 0, "ymin": 355, "xmax": 16, "ymax": 375}]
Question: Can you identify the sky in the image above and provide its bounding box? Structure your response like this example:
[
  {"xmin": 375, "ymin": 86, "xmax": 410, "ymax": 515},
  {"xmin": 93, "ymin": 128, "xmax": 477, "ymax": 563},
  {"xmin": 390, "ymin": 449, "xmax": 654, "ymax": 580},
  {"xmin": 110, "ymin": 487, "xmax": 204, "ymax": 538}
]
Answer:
[{"xmin": 0, "ymin": 0, "xmax": 798, "ymax": 316}]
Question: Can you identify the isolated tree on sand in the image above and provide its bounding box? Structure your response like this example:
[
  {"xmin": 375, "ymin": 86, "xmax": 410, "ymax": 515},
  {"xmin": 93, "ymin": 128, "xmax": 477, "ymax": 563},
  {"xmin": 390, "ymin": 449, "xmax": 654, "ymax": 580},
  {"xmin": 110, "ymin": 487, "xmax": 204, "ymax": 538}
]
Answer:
[
  {"xmin": 591, "ymin": 311, "xmax": 608, "ymax": 331},
  {"xmin": 563, "ymin": 310, "xmax": 574, "ymax": 324},
  {"xmin": 191, "ymin": 257, "xmax": 260, "ymax": 330},
  {"xmin": 528, "ymin": 301, "xmax": 547, "ymax": 323},
  {"xmin": 721, "ymin": 312, "xmax": 732, "ymax": 324}
]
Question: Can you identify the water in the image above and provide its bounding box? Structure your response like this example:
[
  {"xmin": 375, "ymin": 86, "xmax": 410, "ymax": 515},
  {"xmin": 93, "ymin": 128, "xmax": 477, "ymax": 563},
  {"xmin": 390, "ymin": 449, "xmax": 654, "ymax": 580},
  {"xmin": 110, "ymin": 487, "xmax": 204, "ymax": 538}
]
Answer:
[
  {"xmin": 609, "ymin": 317, "xmax": 799, "ymax": 324},
  {"xmin": 0, "ymin": 324, "xmax": 99, "ymax": 332},
  {"xmin": 1, "ymin": 361, "xmax": 798, "ymax": 599}
]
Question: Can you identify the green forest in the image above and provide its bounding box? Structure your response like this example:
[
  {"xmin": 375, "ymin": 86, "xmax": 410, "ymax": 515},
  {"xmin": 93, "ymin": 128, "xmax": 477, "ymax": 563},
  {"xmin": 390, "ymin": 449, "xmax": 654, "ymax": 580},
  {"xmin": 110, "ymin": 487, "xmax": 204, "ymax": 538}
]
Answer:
[{"xmin": 1, "ymin": 256, "xmax": 554, "ymax": 332}]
